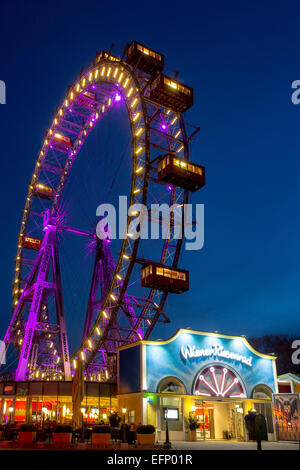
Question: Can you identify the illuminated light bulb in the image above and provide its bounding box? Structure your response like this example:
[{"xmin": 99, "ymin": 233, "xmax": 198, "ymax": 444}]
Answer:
[
  {"xmin": 88, "ymin": 339, "xmax": 93, "ymax": 348},
  {"xmin": 135, "ymin": 146, "xmax": 143, "ymax": 155},
  {"xmin": 82, "ymin": 78, "xmax": 86, "ymax": 87},
  {"xmin": 123, "ymin": 254, "xmax": 130, "ymax": 259},
  {"xmin": 134, "ymin": 188, "xmax": 141, "ymax": 194},
  {"xmin": 127, "ymin": 87, "xmax": 133, "ymax": 98},
  {"xmin": 110, "ymin": 293, "xmax": 116, "ymax": 301},
  {"xmin": 171, "ymin": 116, "xmax": 177, "ymax": 125},
  {"xmin": 107, "ymin": 67, "xmax": 111, "ymax": 77},
  {"xmin": 65, "ymin": 99, "xmax": 68, "ymax": 107},
  {"xmin": 175, "ymin": 130, "xmax": 181, "ymax": 138},
  {"xmin": 135, "ymin": 128, "xmax": 144, "ymax": 137},
  {"xmin": 176, "ymin": 145, "xmax": 184, "ymax": 153},
  {"xmin": 132, "ymin": 112, "xmax": 140, "ymax": 122},
  {"xmin": 136, "ymin": 166, "xmax": 144, "ymax": 174},
  {"xmin": 101, "ymin": 66, "xmax": 106, "ymax": 76},
  {"xmin": 123, "ymin": 78, "xmax": 129, "ymax": 88},
  {"xmin": 81, "ymin": 351, "xmax": 85, "ymax": 361},
  {"xmin": 102, "ymin": 310, "xmax": 108, "ymax": 318},
  {"xmin": 131, "ymin": 97, "xmax": 138, "ymax": 108},
  {"xmin": 76, "ymin": 83, "xmax": 80, "ymax": 92},
  {"xmin": 108, "ymin": 98, "xmax": 111, "ymax": 106},
  {"xmin": 89, "ymin": 72, "xmax": 93, "ymax": 81},
  {"xmin": 73, "ymin": 359, "xmax": 77, "ymax": 369},
  {"xmin": 137, "ymin": 333, "xmax": 143, "ymax": 340},
  {"xmin": 116, "ymin": 274, "xmax": 123, "ymax": 280},
  {"xmin": 118, "ymin": 72, "xmax": 123, "ymax": 83},
  {"xmin": 94, "ymin": 69, "xmax": 99, "ymax": 79},
  {"xmin": 113, "ymin": 68, "xmax": 119, "ymax": 78},
  {"xmin": 102, "ymin": 105, "xmax": 105, "ymax": 113},
  {"xmin": 70, "ymin": 92, "xmax": 74, "ymax": 100},
  {"xmin": 96, "ymin": 327, "xmax": 101, "ymax": 335}
]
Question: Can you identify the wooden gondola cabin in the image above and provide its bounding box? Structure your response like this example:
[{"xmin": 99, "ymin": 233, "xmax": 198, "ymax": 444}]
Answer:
[
  {"xmin": 126, "ymin": 41, "xmax": 164, "ymax": 75},
  {"xmin": 52, "ymin": 133, "xmax": 72, "ymax": 152},
  {"xmin": 141, "ymin": 263, "xmax": 189, "ymax": 293},
  {"xmin": 77, "ymin": 90, "xmax": 98, "ymax": 110},
  {"xmin": 35, "ymin": 183, "xmax": 54, "ymax": 200},
  {"xmin": 149, "ymin": 74, "xmax": 193, "ymax": 113},
  {"xmin": 24, "ymin": 237, "xmax": 42, "ymax": 251},
  {"xmin": 158, "ymin": 155, "xmax": 205, "ymax": 192}
]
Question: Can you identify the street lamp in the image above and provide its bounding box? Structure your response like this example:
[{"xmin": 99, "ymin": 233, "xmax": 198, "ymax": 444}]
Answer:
[
  {"xmin": 42, "ymin": 407, "xmax": 48, "ymax": 426},
  {"xmin": 164, "ymin": 408, "xmax": 172, "ymax": 449},
  {"xmin": 8, "ymin": 406, "xmax": 14, "ymax": 424},
  {"xmin": 122, "ymin": 408, "xmax": 127, "ymax": 443}
]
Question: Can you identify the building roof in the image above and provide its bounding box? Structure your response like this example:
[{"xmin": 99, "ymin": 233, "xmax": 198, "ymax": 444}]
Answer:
[{"xmin": 277, "ymin": 373, "xmax": 300, "ymax": 384}]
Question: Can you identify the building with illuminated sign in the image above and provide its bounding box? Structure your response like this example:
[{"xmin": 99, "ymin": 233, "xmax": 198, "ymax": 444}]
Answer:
[{"xmin": 117, "ymin": 329, "xmax": 278, "ymax": 441}]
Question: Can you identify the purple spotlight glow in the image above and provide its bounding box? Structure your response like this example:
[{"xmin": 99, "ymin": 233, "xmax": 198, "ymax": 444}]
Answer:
[
  {"xmin": 114, "ymin": 93, "xmax": 121, "ymax": 102},
  {"xmin": 168, "ymin": 185, "xmax": 173, "ymax": 191},
  {"xmin": 161, "ymin": 123, "xmax": 167, "ymax": 131},
  {"xmin": 91, "ymin": 85, "xmax": 96, "ymax": 89}
]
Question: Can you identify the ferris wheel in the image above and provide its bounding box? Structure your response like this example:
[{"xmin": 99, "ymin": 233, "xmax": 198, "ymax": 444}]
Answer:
[{"xmin": 1, "ymin": 41, "xmax": 205, "ymax": 382}]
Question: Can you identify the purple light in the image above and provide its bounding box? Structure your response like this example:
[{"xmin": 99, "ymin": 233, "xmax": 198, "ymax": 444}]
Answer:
[
  {"xmin": 114, "ymin": 93, "xmax": 121, "ymax": 102},
  {"xmin": 161, "ymin": 123, "xmax": 167, "ymax": 130},
  {"xmin": 91, "ymin": 85, "xmax": 96, "ymax": 89},
  {"xmin": 168, "ymin": 185, "xmax": 173, "ymax": 191}
]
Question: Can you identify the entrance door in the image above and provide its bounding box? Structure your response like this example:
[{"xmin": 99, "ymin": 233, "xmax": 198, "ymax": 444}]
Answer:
[{"xmin": 194, "ymin": 403, "xmax": 214, "ymax": 439}]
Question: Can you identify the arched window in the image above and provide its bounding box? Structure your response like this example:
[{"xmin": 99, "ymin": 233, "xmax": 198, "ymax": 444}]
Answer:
[
  {"xmin": 157, "ymin": 377, "xmax": 186, "ymax": 394},
  {"xmin": 251, "ymin": 384, "xmax": 273, "ymax": 400},
  {"xmin": 193, "ymin": 365, "xmax": 246, "ymax": 398}
]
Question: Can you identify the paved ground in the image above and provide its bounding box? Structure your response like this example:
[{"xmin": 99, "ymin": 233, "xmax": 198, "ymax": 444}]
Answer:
[{"xmin": 159, "ymin": 440, "xmax": 300, "ymax": 451}]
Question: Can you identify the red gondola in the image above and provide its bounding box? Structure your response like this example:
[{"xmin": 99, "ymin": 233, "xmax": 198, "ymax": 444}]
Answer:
[
  {"xmin": 158, "ymin": 155, "xmax": 205, "ymax": 192},
  {"xmin": 126, "ymin": 41, "xmax": 164, "ymax": 75},
  {"xmin": 35, "ymin": 183, "xmax": 54, "ymax": 200},
  {"xmin": 149, "ymin": 74, "xmax": 193, "ymax": 113},
  {"xmin": 77, "ymin": 90, "xmax": 98, "ymax": 110},
  {"xmin": 141, "ymin": 262, "xmax": 189, "ymax": 293},
  {"xmin": 52, "ymin": 133, "xmax": 72, "ymax": 152},
  {"xmin": 24, "ymin": 237, "xmax": 42, "ymax": 251}
]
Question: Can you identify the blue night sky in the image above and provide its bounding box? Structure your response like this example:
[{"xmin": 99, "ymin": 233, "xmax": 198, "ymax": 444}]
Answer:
[{"xmin": 0, "ymin": 0, "xmax": 300, "ymax": 348}]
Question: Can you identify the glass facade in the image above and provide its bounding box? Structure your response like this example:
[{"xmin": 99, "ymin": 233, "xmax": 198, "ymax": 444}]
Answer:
[{"xmin": 0, "ymin": 381, "xmax": 117, "ymax": 425}]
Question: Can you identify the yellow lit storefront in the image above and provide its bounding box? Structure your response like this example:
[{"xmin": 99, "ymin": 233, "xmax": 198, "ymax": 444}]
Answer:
[
  {"xmin": 0, "ymin": 381, "xmax": 118, "ymax": 425},
  {"xmin": 117, "ymin": 329, "xmax": 278, "ymax": 441}
]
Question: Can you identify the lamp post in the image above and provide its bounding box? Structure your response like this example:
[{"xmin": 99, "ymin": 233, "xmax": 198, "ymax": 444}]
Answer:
[
  {"xmin": 122, "ymin": 408, "xmax": 127, "ymax": 443},
  {"xmin": 42, "ymin": 407, "xmax": 48, "ymax": 427},
  {"xmin": 8, "ymin": 407, "xmax": 14, "ymax": 425},
  {"xmin": 80, "ymin": 407, "xmax": 86, "ymax": 443},
  {"xmin": 164, "ymin": 409, "xmax": 172, "ymax": 449}
]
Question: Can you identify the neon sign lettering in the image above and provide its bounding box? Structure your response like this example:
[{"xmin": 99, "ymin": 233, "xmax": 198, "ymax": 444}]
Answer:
[{"xmin": 180, "ymin": 343, "xmax": 253, "ymax": 367}]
